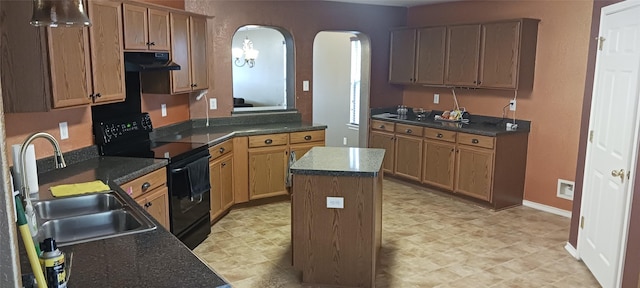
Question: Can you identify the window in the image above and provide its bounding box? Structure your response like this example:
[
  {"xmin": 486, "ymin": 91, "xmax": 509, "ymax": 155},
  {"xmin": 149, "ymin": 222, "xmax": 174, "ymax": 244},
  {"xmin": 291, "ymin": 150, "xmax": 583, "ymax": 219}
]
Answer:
[{"xmin": 349, "ymin": 37, "xmax": 361, "ymax": 125}]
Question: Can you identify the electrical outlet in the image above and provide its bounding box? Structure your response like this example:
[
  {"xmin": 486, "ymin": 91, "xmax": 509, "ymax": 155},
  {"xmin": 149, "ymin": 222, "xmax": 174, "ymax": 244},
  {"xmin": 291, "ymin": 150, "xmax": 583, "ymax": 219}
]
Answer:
[
  {"xmin": 434, "ymin": 93, "xmax": 440, "ymax": 104},
  {"xmin": 326, "ymin": 197, "xmax": 344, "ymax": 209},
  {"xmin": 209, "ymin": 98, "xmax": 217, "ymax": 110},
  {"xmin": 161, "ymin": 104, "xmax": 167, "ymax": 117},
  {"xmin": 59, "ymin": 122, "xmax": 69, "ymax": 140},
  {"xmin": 303, "ymin": 80, "xmax": 310, "ymax": 92},
  {"xmin": 509, "ymin": 99, "xmax": 517, "ymax": 111},
  {"xmin": 343, "ymin": 137, "xmax": 348, "ymax": 146}
]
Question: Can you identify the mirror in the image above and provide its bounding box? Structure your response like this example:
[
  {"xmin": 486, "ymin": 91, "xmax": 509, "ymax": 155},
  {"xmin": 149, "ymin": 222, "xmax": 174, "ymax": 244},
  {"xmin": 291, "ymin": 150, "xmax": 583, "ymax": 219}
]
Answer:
[{"xmin": 232, "ymin": 25, "xmax": 295, "ymax": 112}]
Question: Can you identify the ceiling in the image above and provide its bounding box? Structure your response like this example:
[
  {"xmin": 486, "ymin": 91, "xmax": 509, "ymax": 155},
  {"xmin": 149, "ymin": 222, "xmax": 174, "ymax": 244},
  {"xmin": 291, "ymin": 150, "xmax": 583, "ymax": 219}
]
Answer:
[{"xmin": 326, "ymin": 0, "xmax": 458, "ymax": 7}]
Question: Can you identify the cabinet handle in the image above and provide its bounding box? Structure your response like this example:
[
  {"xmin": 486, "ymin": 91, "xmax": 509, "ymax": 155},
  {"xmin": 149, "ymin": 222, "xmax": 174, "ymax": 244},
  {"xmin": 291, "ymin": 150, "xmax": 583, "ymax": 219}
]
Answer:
[
  {"xmin": 144, "ymin": 202, "xmax": 153, "ymax": 208},
  {"xmin": 265, "ymin": 139, "xmax": 273, "ymax": 144},
  {"xmin": 304, "ymin": 135, "xmax": 312, "ymax": 141},
  {"xmin": 141, "ymin": 182, "xmax": 151, "ymax": 192},
  {"xmin": 437, "ymin": 133, "xmax": 443, "ymax": 138},
  {"xmin": 379, "ymin": 125, "xmax": 385, "ymax": 129},
  {"xmin": 95, "ymin": 93, "xmax": 102, "ymax": 98},
  {"xmin": 192, "ymin": 83, "xmax": 198, "ymax": 88},
  {"xmin": 219, "ymin": 147, "xmax": 225, "ymax": 154},
  {"xmin": 472, "ymin": 139, "xmax": 479, "ymax": 144},
  {"xmin": 221, "ymin": 162, "xmax": 226, "ymax": 167},
  {"xmin": 147, "ymin": 42, "xmax": 155, "ymax": 46},
  {"xmin": 478, "ymin": 81, "xmax": 482, "ymax": 85},
  {"xmin": 406, "ymin": 129, "xmax": 412, "ymax": 134},
  {"xmin": 473, "ymin": 80, "xmax": 477, "ymax": 84},
  {"xmin": 451, "ymin": 148, "xmax": 454, "ymax": 152}
]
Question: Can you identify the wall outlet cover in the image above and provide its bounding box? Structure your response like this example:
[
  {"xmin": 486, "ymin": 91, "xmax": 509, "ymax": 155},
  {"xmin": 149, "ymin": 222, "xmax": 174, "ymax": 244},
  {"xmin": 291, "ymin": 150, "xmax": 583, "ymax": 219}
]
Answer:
[
  {"xmin": 59, "ymin": 122, "xmax": 69, "ymax": 140},
  {"xmin": 161, "ymin": 104, "xmax": 167, "ymax": 117},
  {"xmin": 509, "ymin": 99, "xmax": 517, "ymax": 111},
  {"xmin": 326, "ymin": 197, "xmax": 344, "ymax": 209},
  {"xmin": 209, "ymin": 98, "xmax": 217, "ymax": 110},
  {"xmin": 434, "ymin": 94, "xmax": 440, "ymax": 104},
  {"xmin": 303, "ymin": 80, "xmax": 310, "ymax": 92}
]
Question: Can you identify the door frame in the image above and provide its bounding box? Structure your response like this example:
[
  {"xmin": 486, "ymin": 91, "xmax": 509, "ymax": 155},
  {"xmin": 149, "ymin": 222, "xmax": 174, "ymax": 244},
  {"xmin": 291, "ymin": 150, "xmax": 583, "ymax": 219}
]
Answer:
[{"xmin": 577, "ymin": 1, "xmax": 640, "ymax": 286}]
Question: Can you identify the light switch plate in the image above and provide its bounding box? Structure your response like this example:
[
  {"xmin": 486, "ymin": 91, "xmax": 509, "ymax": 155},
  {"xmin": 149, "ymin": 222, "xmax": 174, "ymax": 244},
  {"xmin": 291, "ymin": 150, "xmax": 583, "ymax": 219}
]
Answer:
[
  {"xmin": 303, "ymin": 80, "xmax": 310, "ymax": 92},
  {"xmin": 326, "ymin": 197, "xmax": 344, "ymax": 209},
  {"xmin": 210, "ymin": 98, "xmax": 217, "ymax": 110},
  {"xmin": 161, "ymin": 104, "xmax": 167, "ymax": 117},
  {"xmin": 434, "ymin": 93, "xmax": 440, "ymax": 104},
  {"xmin": 59, "ymin": 122, "xmax": 69, "ymax": 140}
]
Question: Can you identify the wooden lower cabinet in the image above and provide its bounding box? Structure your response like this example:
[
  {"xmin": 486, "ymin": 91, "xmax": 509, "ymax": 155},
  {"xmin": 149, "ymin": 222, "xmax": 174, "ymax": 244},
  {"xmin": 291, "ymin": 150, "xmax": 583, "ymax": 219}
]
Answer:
[
  {"xmin": 210, "ymin": 153, "xmax": 234, "ymax": 221},
  {"xmin": 423, "ymin": 140, "xmax": 456, "ymax": 190},
  {"xmin": 369, "ymin": 130, "xmax": 395, "ymax": 174},
  {"xmin": 248, "ymin": 145, "xmax": 289, "ymax": 200},
  {"xmin": 290, "ymin": 142, "xmax": 322, "ymax": 160},
  {"xmin": 135, "ymin": 186, "xmax": 170, "ymax": 230},
  {"xmin": 394, "ymin": 134, "xmax": 422, "ymax": 181},
  {"xmin": 454, "ymin": 145, "xmax": 494, "ymax": 201},
  {"xmin": 121, "ymin": 168, "xmax": 170, "ymax": 230}
]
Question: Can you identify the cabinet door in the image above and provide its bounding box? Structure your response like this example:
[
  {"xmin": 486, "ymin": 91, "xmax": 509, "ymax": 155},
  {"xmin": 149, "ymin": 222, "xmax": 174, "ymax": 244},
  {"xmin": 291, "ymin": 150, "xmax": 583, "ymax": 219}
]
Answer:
[
  {"xmin": 170, "ymin": 12, "xmax": 192, "ymax": 93},
  {"xmin": 415, "ymin": 26, "xmax": 446, "ymax": 85},
  {"xmin": 455, "ymin": 145, "xmax": 493, "ymax": 201},
  {"xmin": 136, "ymin": 186, "xmax": 170, "ymax": 230},
  {"xmin": 445, "ymin": 24, "xmax": 481, "ymax": 86},
  {"xmin": 148, "ymin": 9, "xmax": 170, "ymax": 51},
  {"xmin": 394, "ymin": 134, "xmax": 422, "ymax": 181},
  {"xmin": 248, "ymin": 146, "xmax": 289, "ymax": 200},
  {"xmin": 88, "ymin": 1, "xmax": 125, "ymax": 103},
  {"xmin": 220, "ymin": 154, "xmax": 234, "ymax": 211},
  {"xmin": 189, "ymin": 16, "xmax": 208, "ymax": 90},
  {"xmin": 369, "ymin": 131, "xmax": 395, "ymax": 174},
  {"xmin": 290, "ymin": 142, "xmax": 324, "ymax": 160},
  {"xmin": 389, "ymin": 29, "xmax": 416, "ymax": 84},
  {"xmin": 122, "ymin": 4, "xmax": 148, "ymax": 50},
  {"xmin": 49, "ymin": 27, "xmax": 92, "ymax": 108},
  {"xmin": 479, "ymin": 21, "xmax": 521, "ymax": 89},
  {"xmin": 209, "ymin": 159, "xmax": 222, "ymax": 220},
  {"xmin": 422, "ymin": 140, "xmax": 455, "ymax": 190}
]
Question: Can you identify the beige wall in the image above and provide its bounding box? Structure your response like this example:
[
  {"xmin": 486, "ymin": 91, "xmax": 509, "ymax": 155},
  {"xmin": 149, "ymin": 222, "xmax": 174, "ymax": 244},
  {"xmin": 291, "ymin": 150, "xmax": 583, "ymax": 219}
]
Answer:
[{"xmin": 404, "ymin": 1, "xmax": 593, "ymax": 210}]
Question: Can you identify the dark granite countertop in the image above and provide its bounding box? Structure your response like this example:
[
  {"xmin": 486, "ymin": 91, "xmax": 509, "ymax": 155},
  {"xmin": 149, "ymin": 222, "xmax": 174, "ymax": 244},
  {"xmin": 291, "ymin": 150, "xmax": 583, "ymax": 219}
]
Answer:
[
  {"xmin": 153, "ymin": 121, "xmax": 327, "ymax": 147},
  {"xmin": 371, "ymin": 113, "xmax": 530, "ymax": 136},
  {"xmin": 23, "ymin": 156, "xmax": 230, "ymax": 288},
  {"xmin": 290, "ymin": 147, "xmax": 385, "ymax": 177}
]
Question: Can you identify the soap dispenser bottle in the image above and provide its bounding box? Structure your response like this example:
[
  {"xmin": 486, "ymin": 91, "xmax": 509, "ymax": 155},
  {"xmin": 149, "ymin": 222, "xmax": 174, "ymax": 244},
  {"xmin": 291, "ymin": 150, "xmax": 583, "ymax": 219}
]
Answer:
[{"xmin": 40, "ymin": 238, "xmax": 67, "ymax": 288}]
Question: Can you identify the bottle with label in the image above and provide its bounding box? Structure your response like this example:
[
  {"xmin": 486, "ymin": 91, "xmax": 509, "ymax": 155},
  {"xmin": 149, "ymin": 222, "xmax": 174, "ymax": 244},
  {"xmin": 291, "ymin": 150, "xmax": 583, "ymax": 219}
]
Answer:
[{"xmin": 39, "ymin": 238, "xmax": 67, "ymax": 288}]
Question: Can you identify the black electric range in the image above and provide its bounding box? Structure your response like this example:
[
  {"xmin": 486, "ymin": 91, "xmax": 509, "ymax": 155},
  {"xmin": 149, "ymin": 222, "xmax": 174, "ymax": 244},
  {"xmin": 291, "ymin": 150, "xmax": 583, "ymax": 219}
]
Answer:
[{"xmin": 93, "ymin": 113, "xmax": 211, "ymax": 249}]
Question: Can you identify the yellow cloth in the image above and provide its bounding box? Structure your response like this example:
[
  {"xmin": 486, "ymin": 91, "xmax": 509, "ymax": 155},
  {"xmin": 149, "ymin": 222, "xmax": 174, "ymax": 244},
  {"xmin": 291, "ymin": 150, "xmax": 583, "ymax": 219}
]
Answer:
[{"xmin": 50, "ymin": 180, "xmax": 111, "ymax": 197}]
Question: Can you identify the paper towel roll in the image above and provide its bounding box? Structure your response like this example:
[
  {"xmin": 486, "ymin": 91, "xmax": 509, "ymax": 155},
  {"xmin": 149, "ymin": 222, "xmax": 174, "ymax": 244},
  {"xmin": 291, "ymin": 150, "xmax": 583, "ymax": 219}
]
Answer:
[{"xmin": 12, "ymin": 144, "xmax": 39, "ymax": 194}]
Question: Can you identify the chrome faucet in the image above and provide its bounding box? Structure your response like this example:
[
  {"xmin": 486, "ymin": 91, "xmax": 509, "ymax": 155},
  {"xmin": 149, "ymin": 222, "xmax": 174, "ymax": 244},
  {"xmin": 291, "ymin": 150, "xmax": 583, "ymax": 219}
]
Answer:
[{"xmin": 19, "ymin": 132, "xmax": 66, "ymax": 197}]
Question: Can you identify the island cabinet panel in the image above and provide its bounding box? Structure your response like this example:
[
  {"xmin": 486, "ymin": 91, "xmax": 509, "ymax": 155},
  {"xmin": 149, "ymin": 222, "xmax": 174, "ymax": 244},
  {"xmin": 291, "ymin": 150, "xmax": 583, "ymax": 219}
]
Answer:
[{"xmin": 292, "ymin": 172, "xmax": 382, "ymax": 288}]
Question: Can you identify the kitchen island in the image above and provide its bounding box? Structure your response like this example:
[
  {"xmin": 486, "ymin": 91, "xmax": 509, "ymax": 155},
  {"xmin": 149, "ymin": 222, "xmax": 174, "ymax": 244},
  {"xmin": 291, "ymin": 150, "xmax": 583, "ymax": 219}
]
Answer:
[{"xmin": 290, "ymin": 147, "xmax": 385, "ymax": 288}]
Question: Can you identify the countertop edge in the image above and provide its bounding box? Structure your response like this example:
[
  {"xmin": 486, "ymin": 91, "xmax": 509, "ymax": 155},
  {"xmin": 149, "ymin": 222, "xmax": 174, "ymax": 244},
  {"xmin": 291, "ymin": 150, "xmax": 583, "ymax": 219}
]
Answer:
[{"xmin": 371, "ymin": 115, "xmax": 530, "ymax": 136}]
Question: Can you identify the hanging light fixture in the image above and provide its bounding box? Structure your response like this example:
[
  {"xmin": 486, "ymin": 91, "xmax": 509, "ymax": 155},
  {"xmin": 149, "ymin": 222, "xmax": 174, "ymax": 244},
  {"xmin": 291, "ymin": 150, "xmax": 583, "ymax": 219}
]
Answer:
[
  {"xmin": 30, "ymin": 0, "xmax": 91, "ymax": 28},
  {"xmin": 232, "ymin": 36, "xmax": 259, "ymax": 68}
]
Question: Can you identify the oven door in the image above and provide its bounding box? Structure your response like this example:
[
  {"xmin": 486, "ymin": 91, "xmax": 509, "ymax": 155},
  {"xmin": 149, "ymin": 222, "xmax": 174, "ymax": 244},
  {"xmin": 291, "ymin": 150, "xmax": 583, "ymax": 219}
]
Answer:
[{"xmin": 167, "ymin": 151, "xmax": 211, "ymax": 237}]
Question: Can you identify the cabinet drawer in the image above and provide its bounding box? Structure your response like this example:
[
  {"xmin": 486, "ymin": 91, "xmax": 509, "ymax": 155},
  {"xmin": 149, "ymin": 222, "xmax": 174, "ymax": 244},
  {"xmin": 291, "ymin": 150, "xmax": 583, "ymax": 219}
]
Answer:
[
  {"xmin": 371, "ymin": 120, "xmax": 395, "ymax": 132},
  {"xmin": 457, "ymin": 133, "xmax": 494, "ymax": 149},
  {"xmin": 395, "ymin": 124, "xmax": 423, "ymax": 137},
  {"xmin": 424, "ymin": 128, "xmax": 456, "ymax": 142},
  {"xmin": 249, "ymin": 133, "xmax": 289, "ymax": 148},
  {"xmin": 290, "ymin": 130, "xmax": 325, "ymax": 144},
  {"xmin": 121, "ymin": 167, "xmax": 167, "ymax": 199},
  {"xmin": 209, "ymin": 140, "xmax": 233, "ymax": 160}
]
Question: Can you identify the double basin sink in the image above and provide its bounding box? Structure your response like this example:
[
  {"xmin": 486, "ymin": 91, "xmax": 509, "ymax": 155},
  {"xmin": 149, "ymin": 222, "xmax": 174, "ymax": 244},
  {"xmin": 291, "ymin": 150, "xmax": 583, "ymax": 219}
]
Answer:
[{"xmin": 33, "ymin": 191, "xmax": 156, "ymax": 247}]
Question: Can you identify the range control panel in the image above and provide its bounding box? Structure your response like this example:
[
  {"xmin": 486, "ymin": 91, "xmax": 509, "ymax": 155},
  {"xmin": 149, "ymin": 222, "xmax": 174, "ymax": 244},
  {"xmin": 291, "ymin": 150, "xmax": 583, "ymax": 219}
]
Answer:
[{"xmin": 94, "ymin": 113, "xmax": 153, "ymax": 145}]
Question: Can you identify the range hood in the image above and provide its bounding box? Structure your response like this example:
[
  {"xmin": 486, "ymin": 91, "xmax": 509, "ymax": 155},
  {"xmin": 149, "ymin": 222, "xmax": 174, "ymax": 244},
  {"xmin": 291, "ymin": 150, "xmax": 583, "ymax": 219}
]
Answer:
[{"xmin": 125, "ymin": 52, "xmax": 180, "ymax": 72}]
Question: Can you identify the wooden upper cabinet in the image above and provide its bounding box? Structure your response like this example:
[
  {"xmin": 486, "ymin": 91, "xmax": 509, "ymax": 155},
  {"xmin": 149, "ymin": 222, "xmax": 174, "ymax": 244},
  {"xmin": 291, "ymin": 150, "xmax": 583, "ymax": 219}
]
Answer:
[
  {"xmin": 445, "ymin": 24, "xmax": 481, "ymax": 86},
  {"xmin": 123, "ymin": 4, "xmax": 170, "ymax": 51},
  {"xmin": 415, "ymin": 26, "xmax": 446, "ymax": 85},
  {"xmin": 389, "ymin": 29, "xmax": 416, "ymax": 84},
  {"xmin": 48, "ymin": 28, "xmax": 93, "ymax": 109},
  {"xmin": 479, "ymin": 19, "xmax": 539, "ymax": 90},
  {"xmin": 88, "ymin": 1, "xmax": 126, "ymax": 104},
  {"xmin": 189, "ymin": 16, "xmax": 209, "ymax": 90}
]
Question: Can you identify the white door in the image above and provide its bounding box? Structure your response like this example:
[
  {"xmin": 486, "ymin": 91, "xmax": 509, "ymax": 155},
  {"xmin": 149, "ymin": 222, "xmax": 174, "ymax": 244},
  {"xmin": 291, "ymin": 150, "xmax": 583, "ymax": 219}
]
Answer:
[{"xmin": 579, "ymin": 1, "xmax": 640, "ymax": 287}]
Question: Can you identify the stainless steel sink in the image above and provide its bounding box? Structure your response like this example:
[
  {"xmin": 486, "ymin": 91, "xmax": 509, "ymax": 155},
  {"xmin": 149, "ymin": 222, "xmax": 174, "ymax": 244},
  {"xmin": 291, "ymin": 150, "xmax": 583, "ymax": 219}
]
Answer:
[
  {"xmin": 34, "ymin": 193, "xmax": 123, "ymax": 219},
  {"xmin": 33, "ymin": 191, "xmax": 156, "ymax": 246}
]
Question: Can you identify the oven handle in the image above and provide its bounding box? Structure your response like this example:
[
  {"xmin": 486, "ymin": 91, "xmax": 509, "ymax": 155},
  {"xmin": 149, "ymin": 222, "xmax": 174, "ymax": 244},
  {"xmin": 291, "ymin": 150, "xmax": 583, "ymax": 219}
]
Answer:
[{"xmin": 170, "ymin": 155, "xmax": 211, "ymax": 173}]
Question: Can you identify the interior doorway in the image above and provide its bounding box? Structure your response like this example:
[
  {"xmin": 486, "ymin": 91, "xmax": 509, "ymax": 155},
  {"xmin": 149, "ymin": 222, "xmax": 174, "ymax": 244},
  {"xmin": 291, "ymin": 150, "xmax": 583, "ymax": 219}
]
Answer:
[
  {"xmin": 312, "ymin": 31, "xmax": 371, "ymax": 147},
  {"xmin": 578, "ymin": 1, "xmax": 640, "ymax": 287}
]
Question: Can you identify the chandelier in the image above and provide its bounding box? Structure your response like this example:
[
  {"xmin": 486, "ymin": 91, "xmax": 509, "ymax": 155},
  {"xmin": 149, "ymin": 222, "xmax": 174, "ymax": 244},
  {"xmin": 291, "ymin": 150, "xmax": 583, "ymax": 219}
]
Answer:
[{"xmin": 232, "ymin": 37, "xmax": 259, "ymax": 68}]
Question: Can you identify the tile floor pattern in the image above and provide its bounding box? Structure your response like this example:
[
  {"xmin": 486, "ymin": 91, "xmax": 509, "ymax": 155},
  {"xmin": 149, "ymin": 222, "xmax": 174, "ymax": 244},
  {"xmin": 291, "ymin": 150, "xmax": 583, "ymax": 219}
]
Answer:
[{"xmin": 194, "ymin": 179, "xmax": 601, "ymax": 288}]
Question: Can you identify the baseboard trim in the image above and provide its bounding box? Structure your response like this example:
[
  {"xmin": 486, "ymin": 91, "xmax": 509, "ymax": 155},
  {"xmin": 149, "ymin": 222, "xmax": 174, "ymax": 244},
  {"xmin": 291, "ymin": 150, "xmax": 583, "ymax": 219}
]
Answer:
[
  {"xmin": 564, "ymin": 242, "xmax": 580, "ymax": 259},
  {"xmin": 522, "ymin": 200, "xmax": 572, "ymax": 218}
]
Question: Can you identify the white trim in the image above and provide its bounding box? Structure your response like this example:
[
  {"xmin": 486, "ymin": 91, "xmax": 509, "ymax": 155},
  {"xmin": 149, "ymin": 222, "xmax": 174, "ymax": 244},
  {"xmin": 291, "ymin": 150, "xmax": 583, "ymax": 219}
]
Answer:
[
  {"xmin": 522, "ymin": 200, "xmax": 572, "ymax": 218},
  {"xmin": 565, "ymin": 242, "xmax": 580, "ymax": 260}
]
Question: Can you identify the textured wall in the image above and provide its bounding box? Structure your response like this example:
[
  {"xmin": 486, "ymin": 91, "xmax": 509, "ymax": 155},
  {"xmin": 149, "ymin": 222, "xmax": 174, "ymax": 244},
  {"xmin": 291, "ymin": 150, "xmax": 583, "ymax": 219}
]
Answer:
[
  {"xmin": 185, "ymin": 0, "xmax": 406, "ymax": 122},
  {"xmin": 404, "ymin": 0, "xmax": 593, "ymax": 211}
]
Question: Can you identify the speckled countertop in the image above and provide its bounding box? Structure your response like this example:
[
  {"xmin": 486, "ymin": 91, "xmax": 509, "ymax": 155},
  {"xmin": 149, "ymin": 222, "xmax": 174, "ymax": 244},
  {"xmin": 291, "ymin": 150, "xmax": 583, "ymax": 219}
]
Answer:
[
  {"xmin": 371, "ymin": 112, "xmax": 530, "ymax": 136},
  {"xmin": 153, "ymin": 121, "xmax": 327, "ymax": 147},
  {"xmin": 22, "ymin": 156, "xmax": 230, "ymax": 288},
  {"xmin": 290, "ymin": 147, "xmax": 385, "ymax": 177}
]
